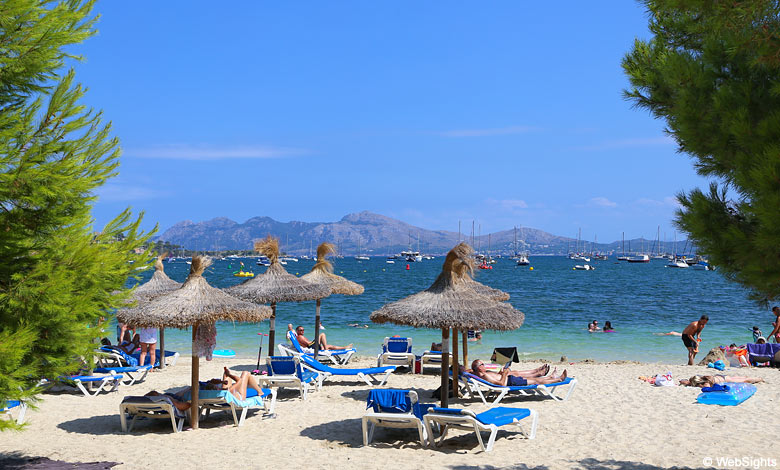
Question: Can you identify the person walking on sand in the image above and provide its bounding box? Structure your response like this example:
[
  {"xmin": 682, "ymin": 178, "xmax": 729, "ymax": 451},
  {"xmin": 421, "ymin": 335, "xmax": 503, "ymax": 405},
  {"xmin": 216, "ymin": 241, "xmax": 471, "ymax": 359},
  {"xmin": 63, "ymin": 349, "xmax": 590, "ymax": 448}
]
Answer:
[
  {"xmin": 682, "ymin": 315, "xmax": 708, "ymax": 365},
  {"xmin": 137, "ymin": 327, "xmax": 157, "ymax": 368}
]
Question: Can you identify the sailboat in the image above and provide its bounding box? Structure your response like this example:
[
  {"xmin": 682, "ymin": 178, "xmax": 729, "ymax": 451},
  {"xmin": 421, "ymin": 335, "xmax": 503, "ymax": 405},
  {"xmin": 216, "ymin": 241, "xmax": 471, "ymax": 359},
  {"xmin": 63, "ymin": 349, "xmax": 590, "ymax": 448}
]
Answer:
[
  {"xmin": 513, "ymin": 226, "xmax": 530, "ymax": 265},
  {"xmin": 355, "ymin": 237, "xmax": 370, "ymax": 260},
  {"xmin": 617, "ymin": 232, "xmax": 629, "ymax": 261}
]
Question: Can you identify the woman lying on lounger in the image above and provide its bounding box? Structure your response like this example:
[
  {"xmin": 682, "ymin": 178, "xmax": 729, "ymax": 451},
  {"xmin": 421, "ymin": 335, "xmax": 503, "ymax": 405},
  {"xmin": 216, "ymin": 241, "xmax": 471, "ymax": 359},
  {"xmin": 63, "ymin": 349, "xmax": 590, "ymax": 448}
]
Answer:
[
  {"xmin": 146, "ymin": 367, "xmax": 266, "ymax": 411},
  {"xmin": 470, "ymin": 360, "xmax": 568, "ymax": 386},
  {"xmin": 679, "ymin": 375, "xmax": 765, "ymax": 387},
  {"xmin": 461, "ymin": 362, "xmax": 551, "ymax": 378}
]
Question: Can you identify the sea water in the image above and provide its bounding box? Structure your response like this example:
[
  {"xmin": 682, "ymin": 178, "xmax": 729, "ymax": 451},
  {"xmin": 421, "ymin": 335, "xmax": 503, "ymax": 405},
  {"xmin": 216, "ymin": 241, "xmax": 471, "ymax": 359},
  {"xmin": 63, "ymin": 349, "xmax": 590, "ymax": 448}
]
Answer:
[{"xmin": 121, "ymin": 257, "xmax": 773, "ymax": 364}]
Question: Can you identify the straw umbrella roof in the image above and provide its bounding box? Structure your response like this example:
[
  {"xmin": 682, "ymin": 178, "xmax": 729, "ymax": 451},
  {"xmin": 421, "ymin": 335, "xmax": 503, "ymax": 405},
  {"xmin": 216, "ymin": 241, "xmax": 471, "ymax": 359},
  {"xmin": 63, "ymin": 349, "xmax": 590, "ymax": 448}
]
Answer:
[
  {"xmin": 301, "ymin": 243, "xmax": 364, "ymax": 296},
  {"xmin": 370, "ymin": 243, "xmax": 524, "ymax": 331},
  {"xmin": 227, "ymin": 236, "xmax": 331, "ymax": 303},
  {"xmin": 130, "ymin": 254, "xmax": 182, "ymax": 302},
  {"xmin": 118, "ymin": 256, "xmax": 272, "ymax": 329}
]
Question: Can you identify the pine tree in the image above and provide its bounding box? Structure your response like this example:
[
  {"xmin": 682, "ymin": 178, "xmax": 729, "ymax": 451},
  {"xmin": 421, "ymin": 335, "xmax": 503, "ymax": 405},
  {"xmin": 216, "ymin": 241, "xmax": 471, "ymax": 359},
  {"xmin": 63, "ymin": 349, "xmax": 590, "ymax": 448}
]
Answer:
[
  {"xmin": 0, "ymin": 0, "xmax": 153, "ymax": 430},
  {"xmin": 623, "ymin": 1, "xmax": 780, "ymax": 304}
]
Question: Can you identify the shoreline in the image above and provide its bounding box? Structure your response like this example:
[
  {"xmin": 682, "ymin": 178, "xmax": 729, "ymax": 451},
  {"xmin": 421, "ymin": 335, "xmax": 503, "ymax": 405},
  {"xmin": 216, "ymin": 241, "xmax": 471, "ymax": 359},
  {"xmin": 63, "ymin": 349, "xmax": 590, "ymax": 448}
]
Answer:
[{"xmin": 2, "ymin": 357, "xmax": 776, "ymax": 469}]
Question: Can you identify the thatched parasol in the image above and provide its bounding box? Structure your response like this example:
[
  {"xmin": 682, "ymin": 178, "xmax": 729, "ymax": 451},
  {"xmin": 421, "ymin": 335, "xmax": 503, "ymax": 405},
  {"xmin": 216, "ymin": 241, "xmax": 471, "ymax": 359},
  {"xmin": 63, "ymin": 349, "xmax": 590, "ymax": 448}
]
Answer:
[
  {"xmin": 119, "ymin": 256, "xmax": 272, "ymax": 429},
  {"xmin": 370, "ymin": 242, "xmax": 524, "ymax": 406},
  {"xmin": 227, "ymin": 236, "xmax": 331, "ymax": 359},
  {"xmin": 301, "ymin": 242, "xmax": 364, "ymax": 357},
  {"xmin": 460, "ymin": 264, "xmax": 510, "ymax": 368},
  {"xmin": 125, "ymin": 254, "xmax": 182, "ymax": 369}
]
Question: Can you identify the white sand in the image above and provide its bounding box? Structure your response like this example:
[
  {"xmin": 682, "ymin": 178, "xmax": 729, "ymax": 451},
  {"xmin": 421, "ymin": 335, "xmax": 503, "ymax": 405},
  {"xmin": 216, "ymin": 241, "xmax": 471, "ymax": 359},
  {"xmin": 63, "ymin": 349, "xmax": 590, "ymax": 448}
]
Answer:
[{"xmin": 1, "ymin": 356, "xmax": 777, "ymax": 469}]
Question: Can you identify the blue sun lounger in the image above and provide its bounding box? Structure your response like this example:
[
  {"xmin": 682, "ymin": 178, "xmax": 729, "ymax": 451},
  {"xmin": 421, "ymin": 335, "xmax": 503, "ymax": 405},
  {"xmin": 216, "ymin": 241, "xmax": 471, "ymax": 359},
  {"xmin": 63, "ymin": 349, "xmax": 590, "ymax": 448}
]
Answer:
[
  {"xmin": 362, "ymin": 389, "xmax": 435, "ymax": 447},
  {"xmin": 423, "ymin": 406, "xmax": 538, "ymax": 452},
  {"xmin": 130, "ymin": 350, "xmax": 180, "ymax": 367},
  {"xmin": 94, "ymin": 364, "xmax": 153, "ymax": 386},
  {"xmin": 460, "ymin": 371, "xmax": 577, "ymax": 406},
  {"xmin": 377, "ymin": 337, "xmax": 415, "ymax": 369},
  {"xmin": 280, "ymin": 330, "xmax": 356, "ymax": 365},
  {"xmin": 299, "ymin": 355, "xmax": 396, "ymax": 387},
  {"xmin": 264, "ymin": 356, "xmax": 324, "ymax": 400},
  {"xmin": 1, "ymin": 399, "xmax": 27, "ymax": 425},
  {"xmin": 57, "ymin": 374, "xmax": 124, "ymax": 397}
]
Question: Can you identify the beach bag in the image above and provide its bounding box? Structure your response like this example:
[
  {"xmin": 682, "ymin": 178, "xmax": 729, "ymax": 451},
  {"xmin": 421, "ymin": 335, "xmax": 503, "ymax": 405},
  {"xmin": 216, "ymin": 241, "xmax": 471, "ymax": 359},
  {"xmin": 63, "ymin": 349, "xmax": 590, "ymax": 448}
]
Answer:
[
  {"xmin": 431, "ymin": 379, "xmax": 455, "ymax": 399},
  {"xmin": 654, "ymin": 372, "xmax": 674, "ymax": 387}
]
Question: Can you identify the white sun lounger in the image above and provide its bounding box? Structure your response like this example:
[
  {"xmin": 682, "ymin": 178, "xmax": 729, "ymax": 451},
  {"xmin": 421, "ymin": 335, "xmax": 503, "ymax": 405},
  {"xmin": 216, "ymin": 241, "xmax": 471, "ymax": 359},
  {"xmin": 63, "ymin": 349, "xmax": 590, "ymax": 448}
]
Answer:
[
  {"xmin": 119, "ymin": 395, "xmax": 187, "ymax": 433},
  {"xmin": 264, "ymin": 356, "xmax": 324, "ymax": 400},
  {"xmin": 281, "ymin": 330, "xmax": 356, "ymax": 364},
  {"xmin": 57, "ymin": 374, "xmax": 123, "ymax": 397},
  {"xmin": 94, "ymin": 365, "xmax": 152, "ymax": 386},
  {"xmin": 377, "ymin": 337, "xmax": 415, "ymax": 369},
  {"xmin": 299, "ymin": 355, "xmax": 395, "ymax": 387},
  {"xmin": 362, "ymin": 389, "xmax": 435, "ymax": 447},
  {"xmin": 182, "ymin": 388, "xmax": 277, "ymax": 427},
  {"xmin": 423, "ymin": 406, "xmax": 538, "ymax": 452}
]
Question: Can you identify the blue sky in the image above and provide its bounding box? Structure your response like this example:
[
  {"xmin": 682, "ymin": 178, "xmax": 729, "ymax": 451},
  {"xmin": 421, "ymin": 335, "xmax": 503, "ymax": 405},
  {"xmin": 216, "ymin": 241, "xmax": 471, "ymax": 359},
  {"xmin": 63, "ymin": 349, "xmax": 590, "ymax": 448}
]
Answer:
[{"xmin": 73, "ymin": 1, "xmax": 706, "ymax": 243}]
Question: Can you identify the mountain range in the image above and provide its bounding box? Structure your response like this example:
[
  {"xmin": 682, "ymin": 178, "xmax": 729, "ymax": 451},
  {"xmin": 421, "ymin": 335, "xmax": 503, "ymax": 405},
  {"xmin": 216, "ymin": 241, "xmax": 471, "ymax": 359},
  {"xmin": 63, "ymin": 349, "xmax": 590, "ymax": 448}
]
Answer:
[{"xmin": 156, "ymin": 211, "xmax": 689, "ymax": 256}]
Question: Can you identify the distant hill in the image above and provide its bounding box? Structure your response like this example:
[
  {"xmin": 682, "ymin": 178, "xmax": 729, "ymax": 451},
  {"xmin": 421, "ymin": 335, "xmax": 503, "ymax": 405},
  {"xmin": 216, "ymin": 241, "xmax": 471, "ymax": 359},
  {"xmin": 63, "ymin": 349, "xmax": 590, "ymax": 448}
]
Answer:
[{"xmin": 157, "ymin": 211, "xmax": 689, "ymax": 255}]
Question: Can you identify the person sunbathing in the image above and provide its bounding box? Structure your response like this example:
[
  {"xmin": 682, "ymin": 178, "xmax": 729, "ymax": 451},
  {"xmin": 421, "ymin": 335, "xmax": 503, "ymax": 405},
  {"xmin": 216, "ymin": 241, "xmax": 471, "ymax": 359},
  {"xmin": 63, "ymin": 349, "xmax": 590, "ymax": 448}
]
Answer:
[
  {"xmin": 102, "ymin": 334, "xmax": 140, "ymax": 354},
  {"xmin": 289, "ymin": 324, "xmax": 352, "ymax": 350},
  {"xmin": 679, "ymin": 375, "xmax": 765, "ymax": 387},
  {"xmin": 461, "ymin": 362, "xmax": 550, "ymax": 378},
  {"xmin": 146, "ymin": 366, "xmax": 266, "ymax": 410},
  {"xmin": 470, "ymin": 359, "xmax": 567, "ymax": 386}
]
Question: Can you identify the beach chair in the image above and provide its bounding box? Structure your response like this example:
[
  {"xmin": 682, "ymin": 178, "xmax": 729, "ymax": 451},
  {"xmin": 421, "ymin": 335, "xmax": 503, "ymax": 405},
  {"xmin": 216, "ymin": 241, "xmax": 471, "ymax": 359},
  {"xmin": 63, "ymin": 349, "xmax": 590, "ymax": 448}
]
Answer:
[
  {"xmin": 423, "ymin": 406, "xmax": 538, "ymax": 452},
  {"xmin": 264, "ymin": 356, "xmax": 324, "ymax": 400},
  {"xmin": 460, "ymin": 371, "xmax": 577, "ymax": 406},
  {"xmin": 181, "ymin": 387, "xmax": 277, "ymax": 427},
  {"xmin": 746, "ymin": 343, "xmax": 780, "ymax": 366},
  {"xmin": 119, "ymin": 395, "xmax": 187, "ymax": 433},
  {"xmin": 281, "ymin": 330, "xmax": 356, "ymax": 365},
  {"xmin": 93, "ymin": 364, "xmax": 153, "ymax": 386},
  {"xmin": 97, "ymin": 346, "xmax": 139, "ymax": 367},
  {"xmin": 362, "ymin": 389, "xmax": 436, "ymax": 447},
  {"xmin": 57, "ymin": 374, "xmax": 124, "ymax": 397},
  {"xmin": 1, "ymin": 399, "xmax": 27, "ymax": 425},
  {"xmin": 419, "ymin": 350, "xmax": 453, "ymax": 372},
  {"xmin": 299, "ymin": 354, "xmax": 396, "ymax": 387},
  {"xmin": 377, "ymin": 337, "xmax": 415, "ymax": 370}
]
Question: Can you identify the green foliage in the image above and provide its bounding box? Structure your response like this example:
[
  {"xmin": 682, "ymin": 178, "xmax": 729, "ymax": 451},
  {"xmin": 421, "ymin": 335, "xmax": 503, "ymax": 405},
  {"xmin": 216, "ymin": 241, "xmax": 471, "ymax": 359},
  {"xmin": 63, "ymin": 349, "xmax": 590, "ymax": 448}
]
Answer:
[
  {"xmin": 0, "ymin": 0, "xmax": 154, "ymax": 430},
  {"xmin": 624, "ymin": 0, "xmax": 780, "ymax": 304}
]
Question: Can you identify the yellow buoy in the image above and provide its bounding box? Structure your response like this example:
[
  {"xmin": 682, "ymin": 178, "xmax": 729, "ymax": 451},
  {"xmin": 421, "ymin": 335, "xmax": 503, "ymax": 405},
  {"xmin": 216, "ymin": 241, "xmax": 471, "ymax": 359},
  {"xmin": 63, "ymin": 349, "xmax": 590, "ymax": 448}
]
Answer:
[
  {"xmin": 364, "ymin": 270, "xmax": 367, "ymax": 272},
  {"xmin": 529, "ymin": 267, "xmax": 534, "ymax": 271}
]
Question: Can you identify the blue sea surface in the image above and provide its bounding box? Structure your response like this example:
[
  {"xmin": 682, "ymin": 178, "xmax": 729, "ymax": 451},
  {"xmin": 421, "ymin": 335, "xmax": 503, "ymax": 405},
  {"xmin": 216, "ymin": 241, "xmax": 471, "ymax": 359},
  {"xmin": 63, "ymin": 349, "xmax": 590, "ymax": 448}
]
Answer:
[{"xmin": 121, "ymin": 256, "xmax": 772, "ymax": 364}]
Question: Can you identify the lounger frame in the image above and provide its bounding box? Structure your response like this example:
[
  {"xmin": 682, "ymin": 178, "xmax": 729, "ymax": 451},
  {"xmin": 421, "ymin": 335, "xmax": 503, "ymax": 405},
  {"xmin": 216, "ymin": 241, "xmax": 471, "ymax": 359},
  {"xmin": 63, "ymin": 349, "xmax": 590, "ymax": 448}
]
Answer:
[
  {"xmin": 298, "ymin": 355, "xmax": 395, "ymax": 387},
  {"xmin": 281, "ymin": 330, "xmax": 356, "ymax": 365},
  {"xmin": 60, "ymin": 375, "xmax": 123, "ymax": 397},
  {"xmin": 423, "ymin": 408, "xmax": 538, "ymax": 452},
  {"xmin": 94, "ymin": 365, "xmax": 152, "ymax": 386}
]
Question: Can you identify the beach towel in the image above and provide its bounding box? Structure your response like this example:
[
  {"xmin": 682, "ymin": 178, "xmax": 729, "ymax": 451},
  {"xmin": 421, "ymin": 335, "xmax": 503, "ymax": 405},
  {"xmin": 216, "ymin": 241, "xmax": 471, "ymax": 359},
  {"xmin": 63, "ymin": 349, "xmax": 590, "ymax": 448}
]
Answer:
[
  {"xmin": 121, "ymin": 395, "xmax": 187, "ymax": 419},
  {"xmin": 100, "ymin": 346, "xmax": 139, "ymax": 366},
  {"xmin": 366, "ymin": 389, "xmax": 410, "ymax": 413},
  {"xmin": 490, "ymin": 347, "xmax": 519, "ymax": 364}
]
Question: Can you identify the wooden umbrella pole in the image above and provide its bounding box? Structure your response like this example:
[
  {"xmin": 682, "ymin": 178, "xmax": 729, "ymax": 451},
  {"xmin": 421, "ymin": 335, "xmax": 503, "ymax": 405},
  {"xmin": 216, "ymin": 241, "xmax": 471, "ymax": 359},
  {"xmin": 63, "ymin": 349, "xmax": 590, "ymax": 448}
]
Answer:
[
  {"xmin": 268, "ymin": 302, "xmax": 277, "ymax": 356},
  {"xmin": 440, "ymin": 327, "xmax": 450, "ymax": 408},
  {"xmin": 313, "ymin": 299, "xmax": 321, "ymax": 359},
  {"xmin": 462, "ymin": 330, "xmax": 468, "ymax": 369},
  {"xmin": 159, "ymin": 328, "xmax": 165, "ymax": 370},
  {"xmin": 452, "ymin": 328, "xmax": 459, "ymax": 398},
  {"xmin": 191, "ymin": 323, "xmax": 200, "ymax": 430}
]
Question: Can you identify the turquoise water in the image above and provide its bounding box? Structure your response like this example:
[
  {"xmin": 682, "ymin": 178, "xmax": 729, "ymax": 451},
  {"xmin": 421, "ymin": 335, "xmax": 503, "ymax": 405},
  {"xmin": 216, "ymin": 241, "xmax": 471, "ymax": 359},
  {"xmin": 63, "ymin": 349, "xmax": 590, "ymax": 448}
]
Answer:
[{"xmin": 121, "ymin": 257, "xmax": 773, "ymax": 364}]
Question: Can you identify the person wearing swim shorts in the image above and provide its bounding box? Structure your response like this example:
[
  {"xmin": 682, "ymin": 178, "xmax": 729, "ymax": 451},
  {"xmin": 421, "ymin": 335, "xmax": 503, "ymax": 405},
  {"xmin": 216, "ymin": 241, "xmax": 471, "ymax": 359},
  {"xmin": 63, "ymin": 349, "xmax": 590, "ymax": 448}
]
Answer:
[
  {"xmin": 681, "ymin": 315, "xmax": 708, "ymax": 366},
  {"xmin": 470, "ymin": 359, "xmax": 568, "ymax": 386},
  {"xmin": 290, "ymin": 324, "xmax": 352, "ymax": 351}
]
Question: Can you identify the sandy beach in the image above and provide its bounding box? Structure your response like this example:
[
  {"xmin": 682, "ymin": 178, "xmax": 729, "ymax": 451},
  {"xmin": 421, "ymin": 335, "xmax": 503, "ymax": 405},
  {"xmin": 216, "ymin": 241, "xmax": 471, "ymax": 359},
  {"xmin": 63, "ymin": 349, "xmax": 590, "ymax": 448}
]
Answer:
[{"xmin": 1, "ymin": 356, "xmax": 777, "ymax": 470}]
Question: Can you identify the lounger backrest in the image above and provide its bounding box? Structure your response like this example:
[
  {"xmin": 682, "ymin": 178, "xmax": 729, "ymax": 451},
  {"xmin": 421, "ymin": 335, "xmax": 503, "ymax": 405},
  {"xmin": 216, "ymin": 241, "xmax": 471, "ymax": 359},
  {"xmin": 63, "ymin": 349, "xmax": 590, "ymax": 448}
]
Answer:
[
  {"xmin": 287, "ymin": 330, "xmax": 306, "ymax": 353},
  {"xmin": 300, "ymin": 355, "xmax": 329, "ymax": 372},
  {"xmin": 268, "ymin": 356, "xmax": 302, "ymax": 377},
  {"xmin": 430, "ymin": 407, "xmax": 476, "ymax": 418},
  {"xmin": 383, "ymin": 337, "xmax": 412, "ymax": 354},
  {"xmin": 366, "ymin": 389, "xmax": 416, "ymax": 413}
]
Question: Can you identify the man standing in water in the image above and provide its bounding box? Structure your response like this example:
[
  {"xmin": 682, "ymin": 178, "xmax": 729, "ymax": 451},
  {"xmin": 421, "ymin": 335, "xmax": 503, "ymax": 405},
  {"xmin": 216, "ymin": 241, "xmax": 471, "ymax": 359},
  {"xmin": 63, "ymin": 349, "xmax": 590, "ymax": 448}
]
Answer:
[{"xmin": 682, "ymin": 315, "xmax": 708, "ymax": 365}]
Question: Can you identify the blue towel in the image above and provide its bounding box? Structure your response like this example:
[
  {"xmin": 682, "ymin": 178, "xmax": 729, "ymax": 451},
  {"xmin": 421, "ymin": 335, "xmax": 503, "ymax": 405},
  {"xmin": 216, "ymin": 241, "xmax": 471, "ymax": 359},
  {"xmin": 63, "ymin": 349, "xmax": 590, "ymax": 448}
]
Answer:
[
  {"xmin": 367, "ymin": 389, "xmax": 432, "ymax": 420},
  {"xmin": 367, "ymin": 389, "xmax": 410, "ymax": 413},
  {"xmin": 101, "ymin": 346, "xmax": 139, "ymax": 366},
  {"xmin": 702, "ymin": 384, "xmax": 730, "ymax": 393}
]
